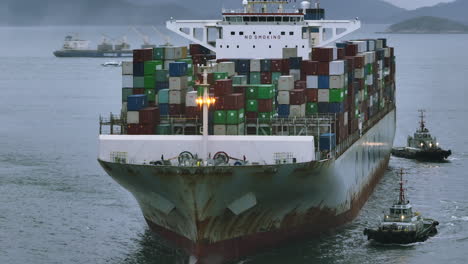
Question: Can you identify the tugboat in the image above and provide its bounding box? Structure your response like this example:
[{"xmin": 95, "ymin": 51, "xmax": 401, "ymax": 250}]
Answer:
[
  {"xmin": 392, "ymin": 110, "xmax": 451, "ymax": 161},
  {"xmin": 364, "ymin": 169, "xmax": 439, "ymax": 244}
]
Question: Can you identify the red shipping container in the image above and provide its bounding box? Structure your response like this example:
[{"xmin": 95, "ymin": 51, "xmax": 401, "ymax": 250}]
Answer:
[
  {"xmin": 133, "ymin": 88, "xmax": 145, "ymax": 95},
  {"xmin": 127, "ymin": 124, "xmax": 140, "ymax": 135},
  {"xmin": 214, "ymin": 96, "xmax": 225, "ymax": 110},
  {"xmin": 290, "ymin": 89, "xmax": 306, "ymax": 105},
  {"xmin": 214, "ymin": 79, "xmax": 233, "ymax": 97},
  {"xmin": 305, "ymin": 89, "xmax": 318, "ymax": 102},
  {"xmin": 189, "ymin": 44, "xmax": 201, "ymax": 55},
  {"xmin": 258, "ymin": 99, "xmax": 274, "ymax": 112},
  {"xmin": 185, "ymin": 106, "xmax": 201, "ymax": 119},
  {"xmin": 216, "ymin": 58, "xmax": 231, "ymax": 63},
  {"xmin": 271, "ymin": 59, "xmax": 283, "ymax": 72},
  {"xmin": 295, "ymin": 80, "xmax": 306, "ymax": 90},
  {"xmin": 133, "ymin": 49, "xmax": 153, "ymax": 63},
  {"xmin": 224, "ymin": 93, "xmax": 245, "ymax": 110},
  {"xmin": 233, "ymin": 85, "xmax": 247, "ymax": 95},
  {"xmin": 301, "ymin": 60, "xmax": 319, "ymax": 75},
  {"xmin": 317, "ymin": 62, "xmax": 330, "ymax": 75},
  {"xmin": 281, "ymin": 58, "xmax": 290, "ymax": 74},
  {"xmin": 312, "ymin": 47, "xmax": 334, "ymax": 62},
  {"xmin": 345, "ymin": 44, "xmax": 358, "ymax": 57},
  {"xmin": 139, "ymin": 124, "xmax": 155, "ymax": 135},
  {"xmin": 246, "ymin": 112, "xmax": 258, "ymax": 119},
  {"xmin": 345, "ymin": 56, "xmax": 355, "ymax": 73},
  {"xmin": 354, "ymin": 55, "xmax": 365, "ymax": 68},
  {"xmin": 139, "ymin": 107, "xmax": 160, "ymax": 125},
  {"xmin": 337, "ymin": 48, "xmax": 345, "ymax": 60},
  {"xmin": 197, "ymin": 73, "xmax": 215, "ymax": 85},
  {"xmin": 169, "ymin": 104, "xmax": 184, "ymax": 116},
  {"xmin": 261, "ymin": 72, "xmax": 272, "ymax": 84}
]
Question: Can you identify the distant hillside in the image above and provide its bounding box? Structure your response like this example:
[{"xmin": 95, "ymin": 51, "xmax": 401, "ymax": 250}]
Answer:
[
  {"xmin": 389, "ymin": 0, "xmax": 468, "ymax": 24},
  {"xmin": 0, "ymin": 0, "xmax": 406, "ymax": 25},
  {"xmin": 386, "ymin": 16, "xmax": 468, "ymax": 33},
  {"xmin": 0, "ymin": 0, "xmax": 195, "ymax": 26}
]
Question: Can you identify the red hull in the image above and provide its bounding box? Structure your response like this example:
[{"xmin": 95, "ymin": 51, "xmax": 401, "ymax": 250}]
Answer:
[{"xmin": 145, "ymin": 156, "xmax": 391, "ymax": 264}]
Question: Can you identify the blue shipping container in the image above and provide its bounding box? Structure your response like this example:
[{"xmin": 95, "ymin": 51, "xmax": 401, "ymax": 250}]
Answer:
[
  {"xmin": 127, "ymin": 94, "xmax": 147, "ymax": 111},
  {"xmin": 318, "ymin": 102, "xmax": 329, "ymax": 113},
  {"xmin": 278, "ymin": 104, "xmax": 290, "ymax": 117},
  {"xmin": 158, "ymin": 89, "xmax": 169, "ymax": 104},
  {"xmin": 329, "ymin": 102, "xmax": 344, "ymax": 113},
  {"xmin": 169, "ymin": 62, "xmax": 188, "ymax": 77},
  {"xmin": 260, "ymin": 59, "xmax": 271, "ymax": 72},
  {"xmin": 133, "ymin": 62, "xmax": 144, "ymax": 77},
  {"xmin": 289, "ymin": 57, "xmax": 302, "ymax": 69},
  {"xmin": 318, "ymin": 75, "xmax": 329, "ymax": 89},
  {"xmin": 159, "ymin": 103, "xmax": 169, "ymax": 116},
  {"xmin": 155, "ymin": 81, "xmax": 169, "ymax": 91},
  {"xmin": 319, "ymin": 133, "xmax": 336, "ymax": 151}
]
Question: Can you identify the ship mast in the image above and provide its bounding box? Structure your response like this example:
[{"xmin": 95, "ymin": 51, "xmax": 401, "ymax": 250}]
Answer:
[
  {"xmin": 418, "ymin": 109, "xmax": 426, "ymax": 132},
  {"xmin": 397, "ymin": 168, "xmax": 407, "ymax": 205}
]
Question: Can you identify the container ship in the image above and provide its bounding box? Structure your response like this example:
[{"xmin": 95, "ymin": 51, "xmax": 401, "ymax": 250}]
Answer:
[
  {"xmin": 53, "ymin": 35, "xmax": 134, "ymax": 58},
  {"xmin": 98, "ymin": 1, "xmax": 396, "ymax": 263}
]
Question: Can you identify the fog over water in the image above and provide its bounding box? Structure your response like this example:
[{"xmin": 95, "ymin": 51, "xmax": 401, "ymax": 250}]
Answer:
[{"xmin": 1, "ymin": 24, "xmax": 468, "ymax": 264}]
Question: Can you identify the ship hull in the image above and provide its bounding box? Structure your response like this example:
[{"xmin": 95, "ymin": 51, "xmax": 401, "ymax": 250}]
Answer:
[
  {"xmin": 53, "ymin": 50, "xmax": 133, "ymax": 58},
  {"xmin": 98, "ymin": 109, "xmax": 396, "ymax": 263}
]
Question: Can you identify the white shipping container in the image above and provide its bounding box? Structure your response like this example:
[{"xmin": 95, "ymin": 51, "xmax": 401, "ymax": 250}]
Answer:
[
  {"xmin": 318, "ymin": 89, "xmax": 330, "ymax": 102},
  {"xmin": 376, "ymin": 39, "xmax": 384, "ymax": 49},
  {"xmin": 277, "ymin": 91, "xmax": 290, "ymax": 105},
  {"xmin": 344, "ymin": 112, "xmax": 349, "ymax": 126},
  {"xmin": 218, "ymin": 62, "xmax": 236, "ymax": 77},
  {"xmin": 169, "ymin": 76, "xmax": 188, "ymax": 90},
  {"xmin": 214, "ymin": 125, "xmax": 226, "ymax": 135},
  {"xmin": 351, "ymin": 41, "xmax": 367, "ymax": 53},
  {"xmin": 367, "ymin": 40, "xmax": 376, "ymax": 51},
  {"xmin": 289, "ymin": 104, "xmax": 306, "ymax": 118},
  {"xmin": 164, "ymin": 60, "xmax": 176, "ymax": 70},
  {"xmin": 306, "ymin": 75, "xmax": 319, "ymax": 89},
  {"xmin": 226, "ymin": 124, "xmax": 245, "ymax": 136},
  {"xmin": 329, "ymin": 60, "xmax": 345, "ymax": 75},
  {"xmin": 250, "ymin": 59, "xmax": 261, "ymax": 72},
  {"xmin": 355, "ymin": 68, "xmax": 365, "ymax": 79},
  {"xmin": 186, "ymin": 91, "xmax": 198, "ymax": 107},
  {"xmin": 329, "ymin": 75, "xmax": 345, "ymax": 89},
  {"xmin": 122, "ymin": 61, "xmax": 133, "ymax": 75},
  {"xmin": 365, "ymin": 74, "xmax": 373, "ymax": 86},
  {"xmin": 122, "ymin": 102, "xmax": 128, "ymax": 113},
  {"xmin": 122, "ymin": 75, "xmax": 133, "ymax": 88},
  {"xmin": 283, "ymin": 48, "xmax": 298, "ymax": 58},
  {"xmin": 289, "ymin": 69, "xmax": 301, "ymax": 82},
  {"xmin": 169, "ymin": 90, "xmax": 186, "ymax": 104},
  {"xmin": 278, "ymin": 76, "xmax": 295, "ymax": 91},
  {"xmin": 384, "ymin": 47, "xmax": 391, "ymax": 58},
  {"xmin": 369, "ymin": 95, "xmax": 374, "ymax": 107},
  {"xmin": 127, "ymin": 111, "xmax": 139, "ymax": 124}
]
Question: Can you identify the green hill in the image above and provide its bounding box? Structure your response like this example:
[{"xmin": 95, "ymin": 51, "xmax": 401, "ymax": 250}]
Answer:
[{"xmin": 386, "ymin": 16, "xmax": 468, "ymax": 33}]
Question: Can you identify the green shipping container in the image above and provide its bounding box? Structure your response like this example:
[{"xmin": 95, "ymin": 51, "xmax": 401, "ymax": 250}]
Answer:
[
  {"xmin": 153, "ymin": 47, "xmax": 165, "ymax": 60},
  {"xmin": 214, "ymin": 110, "xmax": 226, "ymax": 125},
  {"xmin": 133, "ymin": 77, "xmax": 145, "ymax": 88},
  {"xmin": 257, "ymin": 85, "xmax": 274, "ymax": 99},
  {"xmin": 246, "ymin": 100, "xmax": 258, "ymax": 112},
  {"xmin": 259, "ymin": 112, "xmax": 273, "ymax": 123},
  {"xmin": 306, "ymin": 102, "xmax": 318, "ymax": 115},
  {"xmin": 232, "ymin": 75, "xmax": 248, "ymax": 85},
  {"xmin": 246, "ymin": 86, "xmax": 257, "ymax": 100},
  {"xmin": 250, "ymin": 72, "xmax": 261, "ymax": 85},
  {"xmin": 226, "ymin": 110, "xmax": 239, "ymax": 125},
  {"xmin": 329, "ymin": 89, "xmax": 345, "ymax": 103},
  {"xmin": 271, "ymin": 72, "xmax": 281, "ymax": 84},
  {"xmin": 122, "ymin": 88, "xmax": 133, "ymax": 102},
  {"xmin": 155, "ymin": 70, "xmax": 169, "ymax": 82},
  {"xmin": 145, "ymin": 88, "xmax": 156, "ymax": 102},
  {"xmin": 144, "ymin": 75, "xmax": 156, "ymax": 89},
  {"xmin": 144, "ymin": 60, "xmax": 164, "ymax": 76},
  {"xmin": 156, "ymin": 124, "xmax": 171, "ymax": 135},
  {"xmin": 214, "ymin": 72, "xmax": 229, "ymax": 80},
  {"xmin": 197, "ymin": 86, "xmax": 206, "ymax": 97},
  {"xmin": 238, "ymin": 108, "xmax": 245, "ymax": 123}
]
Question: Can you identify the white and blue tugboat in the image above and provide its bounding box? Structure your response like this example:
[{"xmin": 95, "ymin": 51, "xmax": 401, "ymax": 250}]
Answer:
[{"xmin": 364, "ymin": 169, "xmax": 439, "ymax": 244}]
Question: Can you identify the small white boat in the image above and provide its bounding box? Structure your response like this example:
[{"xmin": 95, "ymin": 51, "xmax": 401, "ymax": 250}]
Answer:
[{"xmin": 101, "ymin": 61, "xmax": 122, "ymax": 67}]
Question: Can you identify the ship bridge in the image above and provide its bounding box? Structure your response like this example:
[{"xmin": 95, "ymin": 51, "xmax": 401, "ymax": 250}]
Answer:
[{"xmin": 166, "ymin": 0, "xmax": 360, "ymax": 59}]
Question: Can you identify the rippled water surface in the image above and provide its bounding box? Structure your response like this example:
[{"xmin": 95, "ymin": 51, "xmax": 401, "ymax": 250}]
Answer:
[{"xmin": 1, "ymin": 25, "xmax": 467, "ymax": 264}]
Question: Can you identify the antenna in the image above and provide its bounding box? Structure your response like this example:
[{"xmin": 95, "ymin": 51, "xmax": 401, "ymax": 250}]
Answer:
[{"xmin": 418, "ymin": 109, "xmax": 426, "ymax": 131}]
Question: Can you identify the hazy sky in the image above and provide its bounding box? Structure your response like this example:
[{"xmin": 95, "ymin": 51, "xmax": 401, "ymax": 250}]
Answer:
[{"xmin": 383, "ymin": 0, "xmax": 455, "ymax": 9}]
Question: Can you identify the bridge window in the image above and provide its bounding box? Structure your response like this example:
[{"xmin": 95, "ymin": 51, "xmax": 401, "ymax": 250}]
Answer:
[
  {"xmin": 267, "ymin": 17, "xmax": 274, "ymax": 22},
  {"xmin": 227, "ymin": 45, "xmax": 230, "ymax": 48},
  {"xmin": 243, "ymin": 16, "xmax": 250, "ymax": 22},
  {"xmin": 253, "ymin": 32, "xmax": 256, "ymax": 35},
  {"xmin": 231, "ymin": 31, "xmax": 235, "ymax": 35},
  {"xmin": 283, "ymin": 17, "xmax": 290, "ymax": 22},
  {"xmin": 289, "ymin": 31, "xmax": 294, "ymax": 36},
  {"xmin": 269, "ymin": 32, "xmax": 272, "ymax": 35},
  {"xmin": 253, "ymin": 45, "xmax": 256, "ymax": 48},
  {"xmin": 251, "ymin": 17, "xmax": 258, "ymax": 22},
  {"xmin": 259, "ymin": 17, "xmax": 267, "ymax": 22},
  {"xmin": 281, "ymin": 32, "xmax": 285, "ymax": 35},
  {"xmin": 239, "ymin": 32, "xmax": 244, "ymax": 36},
  {"xmin": 237, "ymin": 45, "xmax": 239, "ymax": 48},
  {"xmin": 269, "ymin": 45, "xmax": 272, "ymax": 48},
  {"xmin": 275, "ymin": 17, "xmax": 282, "ymax": 22}
]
